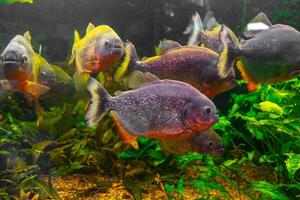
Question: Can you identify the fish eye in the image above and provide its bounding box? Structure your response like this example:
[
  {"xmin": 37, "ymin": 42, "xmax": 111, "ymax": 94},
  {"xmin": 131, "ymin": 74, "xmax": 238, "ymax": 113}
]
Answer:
[
  {"xmin": 208, "ymin": 141, "xmax": 214, "ymax": 146},
  {"xmin": 203, "ymin": 106, "xmax": 212, "ymax": 115},
  {"xmin": 104, "ymin": 40, "xmax": 111, "ymax": 48},
  {"xmin": 22, "ymin": 56, "xmax": 28, "ymax": 64}
]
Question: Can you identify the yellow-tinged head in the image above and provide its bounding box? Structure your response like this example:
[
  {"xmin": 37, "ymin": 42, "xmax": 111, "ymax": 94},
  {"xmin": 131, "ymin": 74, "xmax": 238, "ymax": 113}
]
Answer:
[{"xmin": 69, "ymin": 23, "xmax": 124, "ymax": 75}]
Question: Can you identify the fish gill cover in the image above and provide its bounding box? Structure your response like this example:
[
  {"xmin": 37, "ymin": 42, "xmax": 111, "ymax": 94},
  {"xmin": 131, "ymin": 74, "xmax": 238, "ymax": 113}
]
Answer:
[{"xmin": 0, "ymin": 0, "xmax": 299, "ymax": 199}]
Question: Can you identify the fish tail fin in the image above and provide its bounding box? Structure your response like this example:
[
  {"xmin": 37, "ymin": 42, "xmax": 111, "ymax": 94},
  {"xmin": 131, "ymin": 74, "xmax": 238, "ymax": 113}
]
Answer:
[
  {"xmin": 86, "ymin": 78, "xmax": 112, "ymax": 127},
  {"xmin": 113, "ymin": 41, "xmax": 139, "ymax": 82},
  {"xmin": 187, "ymin": 12, "xmax": 205, "ymax": 45},
  {"xmin": 217, "ymin": 25, "xmax": 231, "ymax": 79}
]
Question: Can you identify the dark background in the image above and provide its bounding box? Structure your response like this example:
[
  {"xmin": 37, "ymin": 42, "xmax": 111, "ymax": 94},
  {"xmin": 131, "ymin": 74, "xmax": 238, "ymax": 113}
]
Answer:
[{"xmin": 0, "ymin": 0, "xmax": 276, "ymax": 63}]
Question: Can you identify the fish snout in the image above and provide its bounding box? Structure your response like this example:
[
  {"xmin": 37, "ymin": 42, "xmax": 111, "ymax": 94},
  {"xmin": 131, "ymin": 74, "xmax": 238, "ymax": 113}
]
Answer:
[
  {"xmin": 211, "ymin": 147, "xmax": 224, "ymax": 156},
  {"xmin": 211, "ymin": 114, "xmax": 219, "ymax": 124},
  {"xmin": 1, "ymin": 51, "xmax": 27, "ymax": 65},
  {"xmin": 105, "ymin": 39, "xmax": 124, "ymax": 55}
]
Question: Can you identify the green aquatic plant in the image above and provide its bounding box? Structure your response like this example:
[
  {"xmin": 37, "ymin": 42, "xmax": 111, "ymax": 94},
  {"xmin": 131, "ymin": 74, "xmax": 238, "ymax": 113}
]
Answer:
[
  {"xmin": 0, "ymin": 0, "xmax": 33, "ymax": 4},
  {"xmin": 213, "ymin": 77, "xmax": 300, "ymax": 198}
]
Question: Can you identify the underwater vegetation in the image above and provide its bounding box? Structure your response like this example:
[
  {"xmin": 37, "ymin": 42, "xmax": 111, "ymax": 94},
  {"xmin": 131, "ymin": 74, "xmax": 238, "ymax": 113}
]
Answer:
[
  {"xmin": 0, "ymin": 2, "xmax": 300, "ymax": 200},
  {"xmin": 0, "ymin": 75, "xmax": 299, "ymax": 199},
  {"xmin": 0, "ymin": 0, "xmax": 33, "ymax": 5}
]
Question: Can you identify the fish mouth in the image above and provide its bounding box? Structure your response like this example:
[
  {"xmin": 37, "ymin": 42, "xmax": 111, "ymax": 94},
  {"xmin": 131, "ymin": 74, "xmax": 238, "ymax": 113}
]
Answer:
[
  {"xmin": 2, "ymin": 61, "xmax": 22, "ymax": 72},
  {"xmin": 195, "ymin": 115, "xmax": 219, "ymax": 125},
  {"xmin": 186, "ymin": 115, "xmax": 219, "ymax": 132},
  {"xmin": 211, "ymin": 148, "xmax": 224, "ymax": 156},
  {"xmin": 110, "ymin": 46, "xmax": 123, "ymax": 55}
]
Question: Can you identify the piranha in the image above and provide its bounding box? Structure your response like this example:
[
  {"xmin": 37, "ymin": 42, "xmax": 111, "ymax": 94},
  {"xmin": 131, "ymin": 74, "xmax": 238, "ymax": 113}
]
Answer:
[
  {"xmin": 233, "ymin": 12, "xmax": 300, "ymax": 91},
  {"xmin": 86, "ymin": 77, "xmax": 219, "ymax": 143},
  {"xmin": 114, "ymin": 26, "xmax": 236, "ymax": 98},
  {"xmin": 159, "ymin": 128, "xmax": 224, "ymax": 156},
  {"xmin": 0, "ymin": 32, "xmax": 74, "ymax": 99},
  {"xmin": 68, "ymin": 23, "xmax": 124, "ymax": 75}
]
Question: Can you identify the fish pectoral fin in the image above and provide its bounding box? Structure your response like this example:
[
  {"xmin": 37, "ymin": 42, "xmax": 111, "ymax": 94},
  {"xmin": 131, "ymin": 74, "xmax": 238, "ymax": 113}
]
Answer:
[
  {"xmin": 157, "ymin": 40, "xmax": 181, "ymax": 54},
  {"xmin": 128, "ymin": 70, "xmax": 160, "ymax": 89},
  {"xmin": 288, "ymin": 70, "xmax": 300, "ymax": 79},
  {"xmin": 26, "ymin": 81, "xmax": 50, "ymax": 98},
  {"xmin": 111, "ymin": 112, "xmax": 138, "ymax": 144}
]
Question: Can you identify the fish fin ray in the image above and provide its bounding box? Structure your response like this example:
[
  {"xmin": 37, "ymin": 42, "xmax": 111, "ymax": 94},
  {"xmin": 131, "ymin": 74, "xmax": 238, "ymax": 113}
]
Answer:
[
  {"xmin": 26, "ymin": 81, "xmax": 50, "ymax": 98},
  {"xmin": 157, "ymin": 40, "xmax": 181, "ymax": 54},
  {"xmin": 23, "ymin": 31, "xmax": 32, "ymax": 44},
  {"xmin": 128, "ymin": 70, "xmax": 160, "ymax": 89},
  {"xmin": 86, "ymin": 22, "xmax": 96, "ymax": 34},
  {"xmin": 206, "ymin": 17, "xmax": 220, "ymax": 31},
  {"xmin": 247, "ymin": 82, "xmax": 259, "ymax": 91},
  {"xmin": 217, "ymin": 25, "xmax": 232, "ymax": 79},
  {"xmin": 249, "ymin": 12, "xmax": 272, "ymax": 27},
  {"xmin": 244, "ymin": 12, "xmax": 272, "ymax": 38},
  {"xmin": 85, "ymin": 78, "xmax": 112, "ymax": 127}
]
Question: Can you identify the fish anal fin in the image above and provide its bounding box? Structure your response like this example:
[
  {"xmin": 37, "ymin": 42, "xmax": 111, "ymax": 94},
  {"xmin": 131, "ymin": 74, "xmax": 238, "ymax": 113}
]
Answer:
[
  {"xmin": 128, "ymin": 70, "xmax": 160, "ymax": 89},
  {"xmin": 26, "ymin": 81, "xmax": 50, "ymax": 98},
  {"xmin": 236, "ymin": 59, "xmax": 259, "ymax": 91},
  {"xmin": 247, "ymin": 81, "xmax": 259, "ymax": 91},
  {"xmin": 111, "ymin": 112, "xmax": 137, "ymax": 144}
]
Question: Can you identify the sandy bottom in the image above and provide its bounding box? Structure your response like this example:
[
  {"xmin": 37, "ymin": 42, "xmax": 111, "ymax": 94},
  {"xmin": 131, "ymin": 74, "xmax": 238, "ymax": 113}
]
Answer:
[{"xmin": 44, "ymin": 163, "xmax": 277, "ymax": 200}]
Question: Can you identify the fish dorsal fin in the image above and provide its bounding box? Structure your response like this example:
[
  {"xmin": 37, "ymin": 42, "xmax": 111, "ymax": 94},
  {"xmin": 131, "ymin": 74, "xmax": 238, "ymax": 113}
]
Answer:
[
  {"xmin": 157, "ymin": 40, "xmax": 181, "ymax": 55},
  {"xmin": 74, "ymin": 30, "xmax": 81, "ymax": 43},
  {"xmin": 128, "ymin": 70, "xmax": 160, "ymax": 89},
  {"xmin": 216, "ymin": 25, "xmax": 231, "ymax": 79},
  {"xmin": 23, "ymin": 31, "xmax": 32, "ymax": 44},
  {"xmin": 86, "ymin": 23, "xmax": 96, "ymax": 34},
  {"xmin": 68, "ymin": 30, "xmax": 81, "ymax": 66},
  {"xmin": 244, "ymin": 12, "xmax": 272, "ymax": 38},
  {"xmin": 206, "ymin": 17, "xmax": 220, "ymax": 31},
  {"xmin": 250, "ymin": 12, "xmax": 272, "ymax": 27}
]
